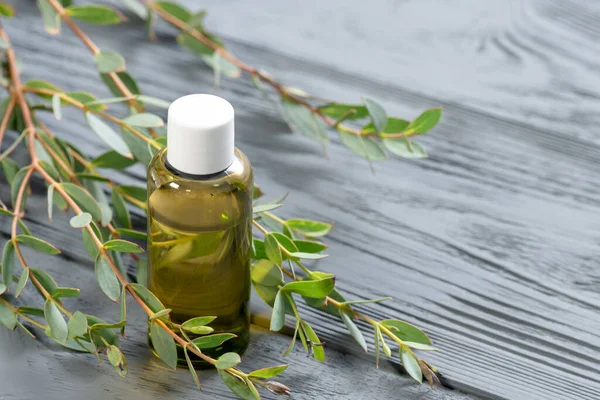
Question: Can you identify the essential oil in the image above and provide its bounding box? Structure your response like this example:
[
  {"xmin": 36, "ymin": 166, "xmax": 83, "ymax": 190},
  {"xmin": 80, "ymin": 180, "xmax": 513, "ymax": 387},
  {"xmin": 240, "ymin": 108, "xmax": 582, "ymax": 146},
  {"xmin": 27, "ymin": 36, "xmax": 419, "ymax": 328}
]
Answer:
[{"xmin": 147, "ymin": 94, "xmax": 253, "ymax": 365}]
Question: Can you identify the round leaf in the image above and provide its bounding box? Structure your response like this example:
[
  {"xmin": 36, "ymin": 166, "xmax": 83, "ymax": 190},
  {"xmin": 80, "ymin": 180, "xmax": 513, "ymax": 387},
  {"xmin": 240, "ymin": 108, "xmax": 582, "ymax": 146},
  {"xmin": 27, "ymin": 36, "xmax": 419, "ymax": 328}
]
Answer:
[
  {"xmin": 215, "ymin": 352, "xmax": 241, "ymax": 369},
  {"xmin": 44, "ymin": 299, "xmax": 68, "ymax": 342},
  {"xmin": 94, "ymin": 50, "xmax": 125, "ymax": 73},
  {"xmin": 16, "ymin": 234, "xmax": 60, "ymax": 255},
  {"xmin": 70, "ymin": 213, "xmax": 92, "ymax": 228},
  {"xmin": 95, "ymin": 255, "xmax": 121, "ymax": 301},
  {"xmin": 380, "ymin": 319, "xmax": 431, "ymax": 344},
  {"xmin": 401, "ymin": 349, "xmax": 423, "ymax": 383},
  {"xmin": 65, "ymin": 5, "xmax": 122, "ymax": 25},
  {"xmin": 150, "ymin": 320, "xmax": 177, "ymax": 369},
  {"xmin": 121, "ymin": 113, "xmax": 164, "ymax": 128}
]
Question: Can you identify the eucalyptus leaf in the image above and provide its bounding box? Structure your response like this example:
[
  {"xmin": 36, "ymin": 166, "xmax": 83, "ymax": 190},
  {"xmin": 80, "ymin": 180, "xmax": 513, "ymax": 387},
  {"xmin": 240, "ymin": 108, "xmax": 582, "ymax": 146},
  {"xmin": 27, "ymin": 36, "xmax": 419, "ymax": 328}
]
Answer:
[
  {"xmin": 270, "ymin": 290, "xmax": 286, "ymax": 332},
  {"xmin": 283, "ymin": 277, "xmax": 334, "ymax": 298},
  {"xmin": 248, "ymin": 364, "xmax": 288, "ymax": 379},
  {"xmin": 282, "ymin": 97, "xmax": 328, "ymax": 142},
  {"xmin": 67, "ymin": 311, "xmax": 88, "ymax": 339},
  {"xmin": 251, "ymin": 260, "xmax": 283, "ymax": 287},
  {"xmin": 112, "ymin": 190, "xmax": 131, "ymax": 229},
  {"xmin": 2, "ymin": 240, "xmax": 14, "ymax": 290},
  {"xmin": 122, "ymin": 0, "xmax": 146, "ymax": 19},
  {"xmin": 406, "ymin": 107, "xmax": 442, "ymax": 134},
  {"xmin": 101, "ymin": 72, "xmax": 140, "ymax": 97},
  {"xmin": 401, "ymin": 348, "xmax": 423, "ymax": 383},
  {"xmin": 122, "ymin": 113, "xmax": 164, "ymax": 128},
  {"xmin": 380, "ymin": 319, "xmax": 431, "ymax": 344},
  {"xmin": 95, "ymin": 254, "xmax": 120, "ymax": 301},
  {"xmin": 70, "ymin": 212, "xmax": 92, "ymax": 228},
  {"xmin": 181, "ymin": 316, "xmax": 216, "ymax": 332},
  {"xmin": 382, "ymin": 138, "xmax": 427, "ymax": 159},
  {"xmin": 116, "ymin": 228, "xmax": 147, "ymax": 240},
  {"xmin": 30, "ymin": 268, "xmax": 58, "ymax": 295},
  {"xmin": 52, "ymin": 287, "xmax": 81, "ymax": 298},
  {"xmin": 149, "ymin": 308, "xmax": 171, "ymax": 321},
  {"xmin": 17, "ymin": 306, "xmax": 45, "ymax": 317},
  {"xmin": 137, "ymin": 95, "xmax": 171, "ymax": 109},
  {"xmin": 103, "ymin": 239, "xmax": 143, "ymax": 253},
  {"xmin": 341, "ymin": 311, "xmax": 367, "ymax": 352},
  {"xmin": 46, "ymin": 185, "xmax": 54, "ymax": 221},
  {"xmin": 289, "ymin": 252, "xmax": 328, "ymax": 260},
  {"xmin": 218, "ymin": 370, "xmax": 258, "ymax": 400},
  {"xmin": 215, "ymin": 352, "xmax": 241, "ymax": 369},
  {"xmin": 45, "ymin": 299, "xmax": 68, "ymax": 342},
  {"xmin": 154, "ymin": 1, "xmax": 191, "ymax": 22},
  {"xmin": 16, "ymin": 234, "xmax": 60, "ymax": 255},
  {"xmin": 0, "ymin": 3, "xmax": 13, "ymax": 18},
  {"xmin": 192, "ymin": 333, "xmax": 236, "ymax": 349},
  {"xmin": 364, "ymin": 98, "xmax": 387, "ymax": 133},
  {"xmin": 150, "ymin": 320, "xmax": 177, "ymax": 369},
  {"xmin": 293, "ymin": 240, "xmax": 327, "ymax": 253},
  {"xmin": 285, "ymin": 219, "xmax": 332, "ymax": 238},
  {"xmin": 93, "ymin": 150, "xmax": 136, "ymax": 170},
  {"xmin": 130, "ymin": 283, "xmax": 165, "ymax": 313},
  {"xmin": 37, "ymin": 0, "xmax": 61, "ymax": 35},
  {"xmin": 60, "ymin": 182, "xmax": 103, "ymax": 221},
  {"xmin": 65, "ymin": 5, "xmax": 122, "ymax": 25},
  {"xmin": 85, "ymin": 112, "xmax": 130, "ymax": 156},
  {"xmin": 340, "ymin": 132, "xmax": 387, "ymax": 161},
  {"xmin": 252, "ymin": 203, "xmax": 282, "ymax": 213},
  {"xmin": 11, "ymin": 166, "xmax": 30, "ymax": 211},
  {"xmin": 264, "ymin": 233, "xmax": 282, "ymax": 265},
  {"xmin": 0, "ymin": 283, "xmax": 5, "ymax": 295},
  {"xmin": 301, "ymin": 320, "xmax": 325, "ymax": 361},
  {"xmin": 0, "ymin": 300, "xmax": 16, "ymax": 330},
  {"xmin": 52, "ymin": 93, "xmax": 62, "ymax": 120},
  {"xmin": 94, "ymin": 50, "xmax": 126, "ymax": 74},
  {"xmin": 318, "ymin": 103, "xmax": 369, "ymax": 120}
]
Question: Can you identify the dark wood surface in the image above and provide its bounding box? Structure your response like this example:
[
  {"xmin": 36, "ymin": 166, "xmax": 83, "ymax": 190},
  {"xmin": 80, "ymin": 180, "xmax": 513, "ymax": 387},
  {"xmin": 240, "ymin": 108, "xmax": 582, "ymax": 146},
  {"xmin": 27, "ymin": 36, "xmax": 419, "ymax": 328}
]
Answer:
[{"xmin": 1, "ymin": 0, "xmax": 599, "ymax": 399}]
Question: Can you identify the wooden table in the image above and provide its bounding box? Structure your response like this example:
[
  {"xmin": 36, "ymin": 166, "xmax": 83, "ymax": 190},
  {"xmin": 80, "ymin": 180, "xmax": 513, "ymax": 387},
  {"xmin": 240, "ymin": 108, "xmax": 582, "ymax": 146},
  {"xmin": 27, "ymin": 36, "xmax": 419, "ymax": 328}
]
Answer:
[{"xmin": 1, "ymin": 1, "xmax": 599, "ymax": 399}]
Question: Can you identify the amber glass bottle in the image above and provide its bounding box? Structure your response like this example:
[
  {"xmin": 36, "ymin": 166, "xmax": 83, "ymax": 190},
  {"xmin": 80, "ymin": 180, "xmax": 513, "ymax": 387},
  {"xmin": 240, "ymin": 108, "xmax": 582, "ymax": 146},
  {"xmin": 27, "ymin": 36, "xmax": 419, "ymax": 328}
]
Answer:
[{"xmin": 147, "ymin": 94, "xmax": 253, "ymax": 366}]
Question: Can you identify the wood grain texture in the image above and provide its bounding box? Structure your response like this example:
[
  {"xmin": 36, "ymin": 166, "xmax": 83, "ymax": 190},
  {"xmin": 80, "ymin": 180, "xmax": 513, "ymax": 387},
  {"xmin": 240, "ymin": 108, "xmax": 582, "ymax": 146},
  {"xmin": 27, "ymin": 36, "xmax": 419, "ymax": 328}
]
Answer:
[{"xmin": 1, "ymin": 0, "xmax": 599, "ymax": 399}]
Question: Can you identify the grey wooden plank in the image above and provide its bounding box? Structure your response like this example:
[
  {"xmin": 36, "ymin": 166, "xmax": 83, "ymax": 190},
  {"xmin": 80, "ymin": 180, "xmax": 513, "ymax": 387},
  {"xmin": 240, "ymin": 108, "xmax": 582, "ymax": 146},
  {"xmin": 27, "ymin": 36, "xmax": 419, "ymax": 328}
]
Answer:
[{"xmin": 0, "ymin": 1, "xmax": 599, "ymax": 399}]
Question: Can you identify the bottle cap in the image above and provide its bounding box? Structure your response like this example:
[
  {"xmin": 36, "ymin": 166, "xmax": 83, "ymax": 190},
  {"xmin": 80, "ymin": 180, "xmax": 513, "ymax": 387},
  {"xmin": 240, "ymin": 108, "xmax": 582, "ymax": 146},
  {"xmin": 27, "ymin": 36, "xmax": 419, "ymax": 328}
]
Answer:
[{"xmin": 167, "ymin": 94, "xmax": 235, "ymax": 175}]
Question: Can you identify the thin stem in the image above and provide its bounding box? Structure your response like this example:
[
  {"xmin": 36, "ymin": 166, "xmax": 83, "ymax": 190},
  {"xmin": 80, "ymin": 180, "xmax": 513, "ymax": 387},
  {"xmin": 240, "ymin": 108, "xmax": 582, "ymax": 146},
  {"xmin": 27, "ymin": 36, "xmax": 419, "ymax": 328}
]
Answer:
[
  {"xmin": 0, "ymin": 297, "xmax": 47, "ymax": 329},
  {"xmin": 0, "ymin": 129, "xmax": 26, "ymax": 162},
  {"xmin": 0, "ymin": 95, "xmax": 15, "ymax": 146}
]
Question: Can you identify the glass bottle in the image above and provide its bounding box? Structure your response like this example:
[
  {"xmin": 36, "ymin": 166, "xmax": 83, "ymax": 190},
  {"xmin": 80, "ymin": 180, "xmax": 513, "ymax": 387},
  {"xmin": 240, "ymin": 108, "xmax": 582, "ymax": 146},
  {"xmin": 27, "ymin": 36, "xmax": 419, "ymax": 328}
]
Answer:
[{"xmin": 146, "ymin": 94, "xmax": 253, "ymax": 366}]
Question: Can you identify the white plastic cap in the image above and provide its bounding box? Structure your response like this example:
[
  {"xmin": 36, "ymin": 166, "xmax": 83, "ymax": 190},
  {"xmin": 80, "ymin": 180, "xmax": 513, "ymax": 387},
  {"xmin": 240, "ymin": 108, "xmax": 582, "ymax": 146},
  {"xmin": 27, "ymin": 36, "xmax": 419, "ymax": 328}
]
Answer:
[{"xmin": 167, "ymin": 94, "xmax": 235, "ymax": 175}]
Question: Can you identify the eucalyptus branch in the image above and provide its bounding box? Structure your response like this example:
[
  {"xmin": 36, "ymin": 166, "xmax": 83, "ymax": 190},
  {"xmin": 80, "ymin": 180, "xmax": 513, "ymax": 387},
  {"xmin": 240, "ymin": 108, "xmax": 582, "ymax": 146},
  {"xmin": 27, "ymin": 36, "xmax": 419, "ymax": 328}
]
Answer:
[
  {"xmin": 252, "ymin": 209, "xmax": 440, "ymax": 385},
  {"xmin": 131, "ymin": 0, "xmax": 442, "ymax": 165}
]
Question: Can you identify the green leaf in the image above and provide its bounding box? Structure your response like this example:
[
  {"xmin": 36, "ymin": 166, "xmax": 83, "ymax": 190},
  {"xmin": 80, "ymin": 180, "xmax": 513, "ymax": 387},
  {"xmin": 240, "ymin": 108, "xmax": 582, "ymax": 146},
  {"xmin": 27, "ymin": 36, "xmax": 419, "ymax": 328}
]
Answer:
[
  {"xmin": 150, "ymin": 321, "xmax": 177, "ymax": 370},
  {"xmin": 137, "ymin": 95, "xmax": 171, "ymax": 109},
  {"xmin": 1, "ymin": 157, "xmax": 19, "ymax": 185},
  {"xmin": 374, "ymin": 325, "xmax": 381, "ymax": 368},
  {"xmin": 103, "ymin": 239, "xmax": 143, "ymax": 253},
  {"xmin": 251, "ymin": 260, "xmax": 283, "ymax": 287},
  {"xmin": 122, "ymin": 113, "xmax": 164, "ymax": 128},
  {"xmin": 301, "ymin": 320, "xmax": 324, "ymax": 361},
  {"xmin": 318, "ymin": 103, "xmax": 369, "ymax": 120},
  {"xmin": 107, "ymin": 345, "xmax": 128, "ymax": 377},
  {"xmin": 11, "ymin": 166, "xmax": 30, "ymax": 211},
  {"xmin": 289, "ymin": 252, "xmax": 328, "ymax": 260},
  {"xmin": 382, "ymin": 117, "xmax": 410, "ymax": 134},
  {"xmin": 82, "ymin": 222, "xmax": 102, "ymax": 258},
  {"xmin": 401, "ymin": 348, "xmax": 423, "ymax": 383},
  {"xmin": 46, "ymin": 185, "xmax": 55, "ymax": 222},
  {"xmin": 117, "ymin": 185, "xmax": 147, "ymax": 202},
  {"xmin": 340, "ymin": 132, "xmax": 387, "ymax": 161},
  {"xmin": 14, "ymin": 269, "xmax": 27, "ymax": 298},
  {"xmin": 130, "ymin": 283, "xmax": 165, "ymax": 313},
  {"xmin": 115, "ymin": 228, "xmax": 147, "ymax": 241},
  {"xmin": 17, "ymin": 306, "xmax": 45, "ymax": 317},
  {"xmin": 270, "ymin": 232, "xmax": 298, "ymax": 256},
  {"xmin": 94, "ymin": 50, "xmax": 125, "ymax": 74},
  {"xmin": 65, "ymin": 91, "xmax": 106, "ymax": 111},
  {"xmin": 0, "ymin": 2, "xmax": 15, "ymax": 18},
  {"xmin": 0, "ymin": 299, "xmax": 16, "ymax": 330},
  {"xmin": 270, "ymin": 290, "xmax": 286, "ymax": 332},
  {"xmin": 382, "ymin": 138, "xmax": 427, "ymax": 159},
  {"xmin": 183, "ymin": 346, "xmax": 201, "ymax": 390},
  {"xmin": 248, "ymin": 364, "xmax": 288, "ymax": 379},
  {"xmin": 85, "ymin": 112, "xmax": 130, "ymax": 156},
  {"xmin": 51, "ymin": 93, "xmax": 62, "ymax": 120},
  {"xmin": 149, "ymin": 308, "xmax": 171, "ymax": 321},
  {"xmin": 285, "ymin": 219, "xmax": 332, "ymax": 238},
  {"xmin": 201, "ymin": 52, "xmax": 241, "ymax": 81},
  {"xmin": 65, "ymin": 5, "xmax": 122, "ymax": 25},
  {"xmin": 181, "ymin": 316, "xmax": 216, "ymax": 333},
  {"xmin": 95, "ymin": 255, "xmax": 121, "ymax": 301},
  {"xmin": 341, "ymin": 311, "xmax": 367, "ymax": 352},
  {"xmin": 406, "ymin": 107, "xmax": 442, "ymax": 134},
  {"xmin": 45, "ymin": 299, "xmax": 68, "ymax": 342},
  {"xmin": 364, "ymin": 98, "xmax": 387, "ymax": 133},
  {"xmin": 380, "ymin": 319, "xmax": 431, "ymax": 344},
  {"xmin": 0, "ymin": 283, "xmax": 5, "ymax": 295},
  {"xmin": 111, "ymin": 191, "xmax": 131, "ymax": 229},
  {"xmin": 67, "ymin": 311, "xmax": 88, "ymax": 339},
  {"xmin": 119, "ymin": 285, "xmax": 127, "ymax": 336},
  {"xmin": 70, "ymin": 212, "xmax": 92, "ymax": 228},
  {"xmin": 282, "ymin": 97, "xmax": 328, "ymax": 142},
  {"xmin": 60, "ymin": 182, "xmax": 103, "ymax": 221},
  {"xmin": 294, "ymin": 240, "xmax": 327, "ymax": 253},
  {"xmin": 218, "ymin": 370, "xmax": 259, "ymax": 400},
  {"xmin": 403, "ymin": 341, "xmax": 439, "ymax": 351},
  {"xmin": 76, "ymin": 173, "xmax": 110, "ymax": 183},
  {"xmin": 252, "ymin": 203, "xmax": 282, "ymax": 213},
  {"xmin": 16, "ymin": 234, "xmax": 60, "ymax": 255},
  {"xmin": 52, "ymin": 287, "xmax": 81, "ymax": 298},
  {"xmin": 283, "ymin": 277, "xmax": 335, "ymax": 298},
  {"xmin": 154, "ymin": 1, "xmax": 191, "ymax": 22},
  {"xmin": 30, "ymin": 268, "xmax": 58, "ymax": 295},
  {"xmin": 135, "ymin": 256, "xmax": 147, "ymax": 287},
  {"xmin": 264, "ymin": 233, "xmax": 282, "ymax": 265},
  {"xmin": 122, "ymin": 0, "xmax": 146, "ymax": 19},
  {"xmin": 216, "ymin": 352, "xmax": 241, "ymax": 369},
  {"xmin": 192, "ymin": 333, "xmax": 236, "ymax": 349},
  {"xmin": 251, "ymin": 239, "xmax": 267, "ymax": 260},
  {"xmin": 37, "ymin": 0, "xmax": 60, "ymax": 35},
  {"xmin": 92, "ymin": 150, "xmax": 136, "ymax": 170},
  {"xmin": 2, "ymin": 240, "xmax": 14, "ymax": 289},
  {"xmin": 101, "ymin": 71, "xmax": 140, "ymax": 97},
  {"xmin": 177, "ymin": 32, "xmax": 214, "ymax": 56}
]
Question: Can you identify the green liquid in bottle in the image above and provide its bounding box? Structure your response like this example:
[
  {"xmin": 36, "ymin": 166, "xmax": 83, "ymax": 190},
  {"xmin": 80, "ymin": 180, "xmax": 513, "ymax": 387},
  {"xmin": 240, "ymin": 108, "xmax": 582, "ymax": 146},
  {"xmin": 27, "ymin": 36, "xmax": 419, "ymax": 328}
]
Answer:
[{"xmin": 147, "ymin": 147, "xmax": 253, "ymax": 366}]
